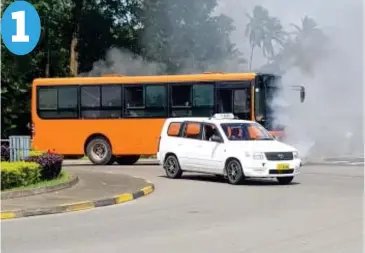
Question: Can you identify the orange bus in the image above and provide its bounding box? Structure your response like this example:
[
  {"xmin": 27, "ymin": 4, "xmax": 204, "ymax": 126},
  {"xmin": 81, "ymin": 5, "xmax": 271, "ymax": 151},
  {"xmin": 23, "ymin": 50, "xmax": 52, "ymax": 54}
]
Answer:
[{"xmin": 31, "ymin": 72, "xmax": 305, "ymax": 165}]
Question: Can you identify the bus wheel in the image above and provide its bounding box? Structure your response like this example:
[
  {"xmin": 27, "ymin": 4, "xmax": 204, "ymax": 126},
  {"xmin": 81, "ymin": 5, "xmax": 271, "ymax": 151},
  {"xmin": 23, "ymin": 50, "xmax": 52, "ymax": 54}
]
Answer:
[
  {"xmin": 86, "ymin": 137, "xmax": 113, "ymax": 165},
  {"xmin": 115, "ymin": 155, "xmax": 140, "ymax": 165}
]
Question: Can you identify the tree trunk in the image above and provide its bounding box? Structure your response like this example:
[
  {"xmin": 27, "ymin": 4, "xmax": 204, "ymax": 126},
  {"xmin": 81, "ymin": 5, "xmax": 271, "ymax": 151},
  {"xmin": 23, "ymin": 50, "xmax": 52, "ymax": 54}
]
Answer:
[
  {"xmin": 249, "ymin": 45, "xmax": 254, "ymax": 71},
  {"xmin": 45, "ymin": 17, "xmax": 50, "ymax": 77},
  {"xmin": 69, "ymin": 0, "xmax": 83, "ymax": 76},
  {"xmin": 70, "ymin": 36, "xmax": 78, "ymax": 76}
]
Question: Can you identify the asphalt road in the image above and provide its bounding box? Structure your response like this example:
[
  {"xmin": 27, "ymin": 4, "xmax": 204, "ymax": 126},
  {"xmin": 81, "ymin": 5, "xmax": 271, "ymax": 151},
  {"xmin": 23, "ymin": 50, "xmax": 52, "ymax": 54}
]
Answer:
[{"xmin": 2, "ymin": 162, "xmax": 363, "ymax": 253}]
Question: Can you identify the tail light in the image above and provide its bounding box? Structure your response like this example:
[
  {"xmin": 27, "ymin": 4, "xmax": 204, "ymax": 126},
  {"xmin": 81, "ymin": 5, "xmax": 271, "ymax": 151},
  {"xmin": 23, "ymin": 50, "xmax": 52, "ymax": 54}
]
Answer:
[{"xmin": 31, "ymin": 123, "xmax": 35, "ymax": 137}]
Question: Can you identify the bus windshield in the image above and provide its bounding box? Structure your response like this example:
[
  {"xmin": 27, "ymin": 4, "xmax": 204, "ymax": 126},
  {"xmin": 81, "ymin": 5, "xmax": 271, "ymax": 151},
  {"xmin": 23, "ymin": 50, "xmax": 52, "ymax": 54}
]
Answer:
[
  {"xmin": 254, "ymin": 75, "xmax": 281, "ymax": 129},
  {"xmin": 221, "ymin": 122, "xmax": 274, "ymax": 141}
]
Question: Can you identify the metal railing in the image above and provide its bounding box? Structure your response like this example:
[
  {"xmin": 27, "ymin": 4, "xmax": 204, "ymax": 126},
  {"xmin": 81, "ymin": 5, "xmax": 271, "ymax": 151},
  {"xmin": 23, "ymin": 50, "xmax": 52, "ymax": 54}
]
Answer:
[{"xmin": 1, "ymin": 136, "xmax": 31, "ymax": 161}]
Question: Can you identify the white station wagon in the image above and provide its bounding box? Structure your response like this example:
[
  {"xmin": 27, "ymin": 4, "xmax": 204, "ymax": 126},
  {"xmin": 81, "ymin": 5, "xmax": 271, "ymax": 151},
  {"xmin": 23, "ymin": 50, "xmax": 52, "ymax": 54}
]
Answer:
[{"xmin": 157, "ymin": 113, "xmax": 302, "ymax": 185}]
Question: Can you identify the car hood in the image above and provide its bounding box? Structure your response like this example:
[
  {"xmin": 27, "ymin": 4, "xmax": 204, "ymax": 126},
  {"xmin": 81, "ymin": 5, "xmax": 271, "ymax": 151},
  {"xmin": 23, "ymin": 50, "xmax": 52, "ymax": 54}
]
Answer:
[{"xmin": 227, "ymin": 140, "xmax": 296, "ymax": 153}]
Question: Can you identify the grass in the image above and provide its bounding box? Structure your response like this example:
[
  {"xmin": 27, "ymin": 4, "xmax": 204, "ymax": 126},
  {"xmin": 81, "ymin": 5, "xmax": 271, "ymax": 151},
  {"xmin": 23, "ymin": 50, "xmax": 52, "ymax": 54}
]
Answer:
[{"xmin": 2, "ymin": 171, "xmax": 70, "ymax": 192}]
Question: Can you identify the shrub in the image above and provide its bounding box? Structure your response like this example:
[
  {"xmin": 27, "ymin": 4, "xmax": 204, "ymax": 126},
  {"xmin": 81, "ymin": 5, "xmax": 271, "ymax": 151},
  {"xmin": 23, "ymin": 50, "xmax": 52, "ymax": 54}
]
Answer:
[
  {"xmin": 1, "ymin": 161, "xmax": 41, "ymax": 190},
  {"xmin": 24, "ymin": 151, "xmax": 63, "ymax": 180},
  {"xmin": 1, "ymin": 145, "xmax": 10, "ymax": 161},
  {"xmin": 28, "ymin": 150, "xmax": 46, "ymax": 157}
]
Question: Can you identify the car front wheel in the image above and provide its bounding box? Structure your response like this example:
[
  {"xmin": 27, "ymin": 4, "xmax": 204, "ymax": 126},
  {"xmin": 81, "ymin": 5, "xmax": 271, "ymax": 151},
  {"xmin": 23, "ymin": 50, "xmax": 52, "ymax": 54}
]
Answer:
[
  {"xmin": 164, "ymin": 155, "xmax": 183, "ymax": 179},
  {"xmin": 225, "ymin": 159, "xmax": 244, "ymax": 185}
]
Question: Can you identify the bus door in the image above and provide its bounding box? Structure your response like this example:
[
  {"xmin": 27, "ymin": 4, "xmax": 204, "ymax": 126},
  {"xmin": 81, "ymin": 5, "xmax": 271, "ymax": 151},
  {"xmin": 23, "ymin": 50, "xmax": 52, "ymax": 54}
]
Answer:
[{"xmin": 216, "ymin": 81, "xmax": 251, "ymax": 120}]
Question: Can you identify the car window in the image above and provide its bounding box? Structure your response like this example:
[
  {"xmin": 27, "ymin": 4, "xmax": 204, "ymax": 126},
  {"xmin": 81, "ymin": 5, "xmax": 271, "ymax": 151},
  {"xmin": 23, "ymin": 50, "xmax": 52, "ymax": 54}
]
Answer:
[
  {"xmin": 182, "ymin": 122, "xmax": 202, "ymax": 139},
  {"xmin": 167, "ymin": 122, "xmax": 182, "ymax": 137},
  {"xmin": 221, "ymin": 122, "xmax": 274, "ymax": 141},
  {"xmin": 202, "ymin": 123, "xmax": 221, "ymax": 141}
]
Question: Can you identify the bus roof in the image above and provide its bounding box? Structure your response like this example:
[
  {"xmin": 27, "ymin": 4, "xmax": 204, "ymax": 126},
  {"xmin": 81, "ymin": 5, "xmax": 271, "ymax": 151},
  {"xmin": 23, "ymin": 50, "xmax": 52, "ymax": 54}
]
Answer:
[{"xmin": 32, "ymin": 72, "xmax": 265, "ymax": 86}]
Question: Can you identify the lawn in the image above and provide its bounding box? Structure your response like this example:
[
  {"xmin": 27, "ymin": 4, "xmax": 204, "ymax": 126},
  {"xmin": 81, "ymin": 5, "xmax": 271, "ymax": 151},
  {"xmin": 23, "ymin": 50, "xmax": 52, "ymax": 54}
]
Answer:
[{"xmin": 3, "ymin": 171, "xmax": 70, "ymax": 192}]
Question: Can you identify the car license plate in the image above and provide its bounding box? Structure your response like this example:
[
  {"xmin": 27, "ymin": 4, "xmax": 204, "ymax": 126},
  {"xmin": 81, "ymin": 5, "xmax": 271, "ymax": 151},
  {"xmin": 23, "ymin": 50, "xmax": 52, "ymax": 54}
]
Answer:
[{"xmin": 276, "ymin": 163, "xmax": 290, "ymax": 170}]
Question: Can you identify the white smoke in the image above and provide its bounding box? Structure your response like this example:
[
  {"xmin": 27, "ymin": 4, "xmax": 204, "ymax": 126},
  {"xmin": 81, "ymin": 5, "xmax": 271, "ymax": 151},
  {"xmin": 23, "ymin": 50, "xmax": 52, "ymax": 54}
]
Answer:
[
  {"xmin": 84, "ymin": 0, "xmax": 363, "ymax": 160},
  {"xmin": 80, "ymin": 47, "xmax": 166, "ymax": 76},
  {"xmin": 217, "ymin": 0, "xmax": 363, "ymax": 160}
]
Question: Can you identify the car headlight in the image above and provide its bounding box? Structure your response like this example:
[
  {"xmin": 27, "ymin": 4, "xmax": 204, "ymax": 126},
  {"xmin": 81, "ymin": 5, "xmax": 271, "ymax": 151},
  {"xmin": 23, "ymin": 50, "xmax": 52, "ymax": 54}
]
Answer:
[
  {"xmin": 293, "ymin": 151, "xmax": 299, "ymax": 159},
  {"xmin": 245, "ymin": 151, "xmax": 265, "ymax": 160}
]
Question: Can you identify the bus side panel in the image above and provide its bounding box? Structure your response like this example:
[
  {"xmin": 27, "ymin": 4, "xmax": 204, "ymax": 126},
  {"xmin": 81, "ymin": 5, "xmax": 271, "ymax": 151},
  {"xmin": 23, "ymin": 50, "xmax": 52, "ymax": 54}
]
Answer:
[{"xmin": 31, "ymin": 118, "xmax": 167, "ymax": 156}]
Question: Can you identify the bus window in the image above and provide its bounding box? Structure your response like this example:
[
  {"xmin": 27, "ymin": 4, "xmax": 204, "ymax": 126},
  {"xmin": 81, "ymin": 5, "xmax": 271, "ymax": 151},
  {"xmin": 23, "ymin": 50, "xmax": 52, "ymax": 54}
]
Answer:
[
  {"xmin": 38, "ymin": 86, "xmax": 78, "ymax": 119},
  {"xmin": 233, "ymin": 89, "xmax": 250, "ymax": 120},
  {"xmin": 125, "ymin": 85, "xmax": 167, "ymax": 118},
  {"xmin": 81, "ymin": 86, "xmax": 100, "ymax": 108},
  {"xmin": 38, "ymin": 87, "xmax": 57, "ymax": 110},
  {"xmin": 145, "ymin": 85, "xmax": 166, "ymax": 107},
  {"xmin": 171, "ymin": 84, "xmax": 192, "ymax": 117},
  {"xmin": 81, "ymin": 85, "xmax": 122, "ymax": 119},
  {"xmin": 171, "ymin": 83, "xmax": 214, "ymax": 117},
  {"xmin": 192, "ymin": 84, "xmax": 214, "ymax": 116},
  {"xmin": 192, "ymin": 85, "xmax": 214, "ymax": 107},
  {"xmin": 125, "ymin": 86, "xmax": 144, "ymax": 108},
  {"xmin": 102, "ymin": 85, "xmax": 121, "ymax": 107},
  {"xmin": 172, "ymin": 85, "xmax": 191, "ymax": 107},
  {"xmin": 59, "ymin": 87, "xmax": 78, "ymax": 109}
]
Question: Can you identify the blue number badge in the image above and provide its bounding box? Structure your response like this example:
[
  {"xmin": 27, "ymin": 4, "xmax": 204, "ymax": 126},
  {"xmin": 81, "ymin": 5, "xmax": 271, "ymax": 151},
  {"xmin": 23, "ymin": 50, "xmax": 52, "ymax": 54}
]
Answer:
[{"xmin": 1, "ymin": 1, "xmax": 41, "ymax": 55}]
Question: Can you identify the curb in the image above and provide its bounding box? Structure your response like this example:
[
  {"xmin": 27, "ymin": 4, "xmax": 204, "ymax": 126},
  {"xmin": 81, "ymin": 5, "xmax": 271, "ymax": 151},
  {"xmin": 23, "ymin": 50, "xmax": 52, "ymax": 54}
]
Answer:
[
  {"xmin": 0, "ymin": 180, "xmax": 155, "ymax": 220},
  {"xmin": 62, "ymin": 158, "xmax": 159, "ymax": 166},
  {"xmin": 305, "ymin": 161, "xmax": 364, "ymax": 167},
  {"xmin": 1, "ymin": 175, "xmax": 79, "ymax": 200}
]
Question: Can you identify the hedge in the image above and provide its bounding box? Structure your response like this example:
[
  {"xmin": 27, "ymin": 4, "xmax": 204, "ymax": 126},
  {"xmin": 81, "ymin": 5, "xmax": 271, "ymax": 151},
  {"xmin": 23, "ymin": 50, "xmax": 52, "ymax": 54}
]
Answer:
[
  {"xmin": 1, "ymin": 161, "xmax": 42, "ymax": 190},
  {"xmin": 24, "ymin": 151, "xmax": 63, "ymax": 180}
]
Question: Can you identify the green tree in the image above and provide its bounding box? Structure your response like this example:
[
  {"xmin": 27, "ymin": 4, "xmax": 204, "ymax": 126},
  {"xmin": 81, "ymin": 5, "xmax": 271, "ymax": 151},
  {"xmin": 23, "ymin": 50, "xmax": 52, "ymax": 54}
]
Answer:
[
  {"xmin": 245, "ymin": 5, "xmax": 287, "ymax": 71},
  {"xmin": 139, "ymin": 0, "xmax": 242, "ymax": 74},
  {"xmin": 77, "ymin": 0, "xmax": 142, "ymax": 73},
  {"xmin": 1, "ymin": 0, "xmax": 72, "ymax": 138}
]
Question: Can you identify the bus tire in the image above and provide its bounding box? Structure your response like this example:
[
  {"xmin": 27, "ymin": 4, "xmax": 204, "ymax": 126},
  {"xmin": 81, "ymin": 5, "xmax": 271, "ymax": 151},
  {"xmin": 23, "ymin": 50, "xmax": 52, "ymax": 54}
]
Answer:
[
  {"xmin": 86, "ymin": 137, "xmax": 113, "ymax": 165},
  {"xmin": 107, "ymin": 155, "xmax": 116, "ymax": 165},
  {"xmin": 115, "ymin": 155, "xmax": 140, "ymax": 165}
]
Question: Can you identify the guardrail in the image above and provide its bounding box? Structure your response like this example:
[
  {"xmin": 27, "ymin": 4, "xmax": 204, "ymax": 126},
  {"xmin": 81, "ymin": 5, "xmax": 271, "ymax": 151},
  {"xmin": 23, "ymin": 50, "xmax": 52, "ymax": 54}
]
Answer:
[{"xmin": 1, "ymin": 136, "xmax": 31, "ymax": 161}]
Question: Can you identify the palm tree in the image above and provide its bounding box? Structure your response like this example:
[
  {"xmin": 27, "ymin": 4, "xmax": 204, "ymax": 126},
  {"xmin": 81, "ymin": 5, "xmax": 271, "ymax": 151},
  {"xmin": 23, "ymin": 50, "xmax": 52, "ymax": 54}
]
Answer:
[
  {"xmin": 290, "ymin": 16, "xmax": 324, "ymax": 42},
  {"xmin": 245, "ymin": 5, "xmax": 287, "ymax": 71},
  {"xmin": 289, "ymin": 16, "xmax": 328, "ymax": 74}
]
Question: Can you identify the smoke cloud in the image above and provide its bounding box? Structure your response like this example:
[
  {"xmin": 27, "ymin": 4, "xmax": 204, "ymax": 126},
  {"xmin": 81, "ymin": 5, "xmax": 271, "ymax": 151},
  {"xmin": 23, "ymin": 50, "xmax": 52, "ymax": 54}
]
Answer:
[
  {"xmin": 80, "ymin": 47, "xmax": 166, "ymax": 76},
  {"xmin": 84, "ymin": 0, "xmax": 363, "ymax": 160},
  {"xmin": 218, "ymin": 0, "xmax": 363, "ymax": 159}
]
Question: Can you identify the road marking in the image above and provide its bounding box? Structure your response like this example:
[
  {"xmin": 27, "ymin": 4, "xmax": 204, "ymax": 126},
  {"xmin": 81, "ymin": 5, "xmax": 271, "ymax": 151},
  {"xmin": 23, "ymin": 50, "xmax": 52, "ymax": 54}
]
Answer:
[
  {"xmin": 115, "ymin": 193, "xmax": 133, "ymax": 204},
  {"xmin": 0, "ymin": 212, "xmax": 16, "ymax": 219}
]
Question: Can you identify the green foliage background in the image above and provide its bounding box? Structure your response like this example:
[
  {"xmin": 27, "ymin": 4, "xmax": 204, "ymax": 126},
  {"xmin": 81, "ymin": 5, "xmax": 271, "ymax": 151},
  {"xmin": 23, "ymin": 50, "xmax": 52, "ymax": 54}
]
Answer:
[{"xmin": 1, "ymin": 0, "xmax": 327, "ymax": 138}]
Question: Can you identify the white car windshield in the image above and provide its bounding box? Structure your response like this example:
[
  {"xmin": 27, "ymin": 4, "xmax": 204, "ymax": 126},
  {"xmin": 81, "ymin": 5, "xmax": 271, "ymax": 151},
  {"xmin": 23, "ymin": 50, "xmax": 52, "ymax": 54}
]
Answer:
[{"xmin": 220, "ymin": 122, "xmax": 274, "ymax": 141}]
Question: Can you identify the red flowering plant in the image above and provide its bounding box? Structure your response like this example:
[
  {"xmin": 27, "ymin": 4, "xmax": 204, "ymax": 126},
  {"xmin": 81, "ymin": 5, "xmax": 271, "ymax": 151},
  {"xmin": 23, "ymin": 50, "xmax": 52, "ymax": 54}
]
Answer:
[{"xmin": 24, "ymin": 149, "xmax": 63, "ymax": 180}]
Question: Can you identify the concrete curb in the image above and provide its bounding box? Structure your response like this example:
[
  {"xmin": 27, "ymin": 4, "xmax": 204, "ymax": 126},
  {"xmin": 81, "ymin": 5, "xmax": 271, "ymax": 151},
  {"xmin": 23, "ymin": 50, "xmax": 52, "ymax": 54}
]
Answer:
[
  {"xmin": 1, "ymin": 175, "xmax": 79, "ymax": 200},
  {"xmin": 62, "ymin": 158, "xmax": 159, "ymax": 166},
  {"xmin": 0, "ymin": 180, "xmax": 155, "ymax": 220},
  {"xmin": 305, "ymin": 161, "xmax": 364, "ymax": 167}
]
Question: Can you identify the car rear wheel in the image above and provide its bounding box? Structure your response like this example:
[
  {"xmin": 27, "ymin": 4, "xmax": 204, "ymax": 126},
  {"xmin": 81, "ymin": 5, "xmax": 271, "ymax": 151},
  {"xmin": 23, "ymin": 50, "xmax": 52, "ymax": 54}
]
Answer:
[
  {"xmin": 225, "ymin": 159, "xmax": 244, "ymax": 185},
  {"xmin": 277, "ymin": 176, "xmax": 294, "ymax": 185},
  {"xmin": 86, "ymin": 137, "xmax": 113, "ymax": 165},
  {"xmin": 115, "ymin": 155, "xmax": 140, "ymax": 165},
  {"xmin": 164, "ymin": 155, "xmax": 182, "ymax": 179}
]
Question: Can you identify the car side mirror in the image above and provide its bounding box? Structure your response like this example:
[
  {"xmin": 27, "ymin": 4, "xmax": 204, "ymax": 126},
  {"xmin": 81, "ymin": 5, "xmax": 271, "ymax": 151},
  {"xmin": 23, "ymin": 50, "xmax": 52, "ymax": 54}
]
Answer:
[{"xmin": 211, "ymin": 134, "xmax": 223, "ymax": 143}]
